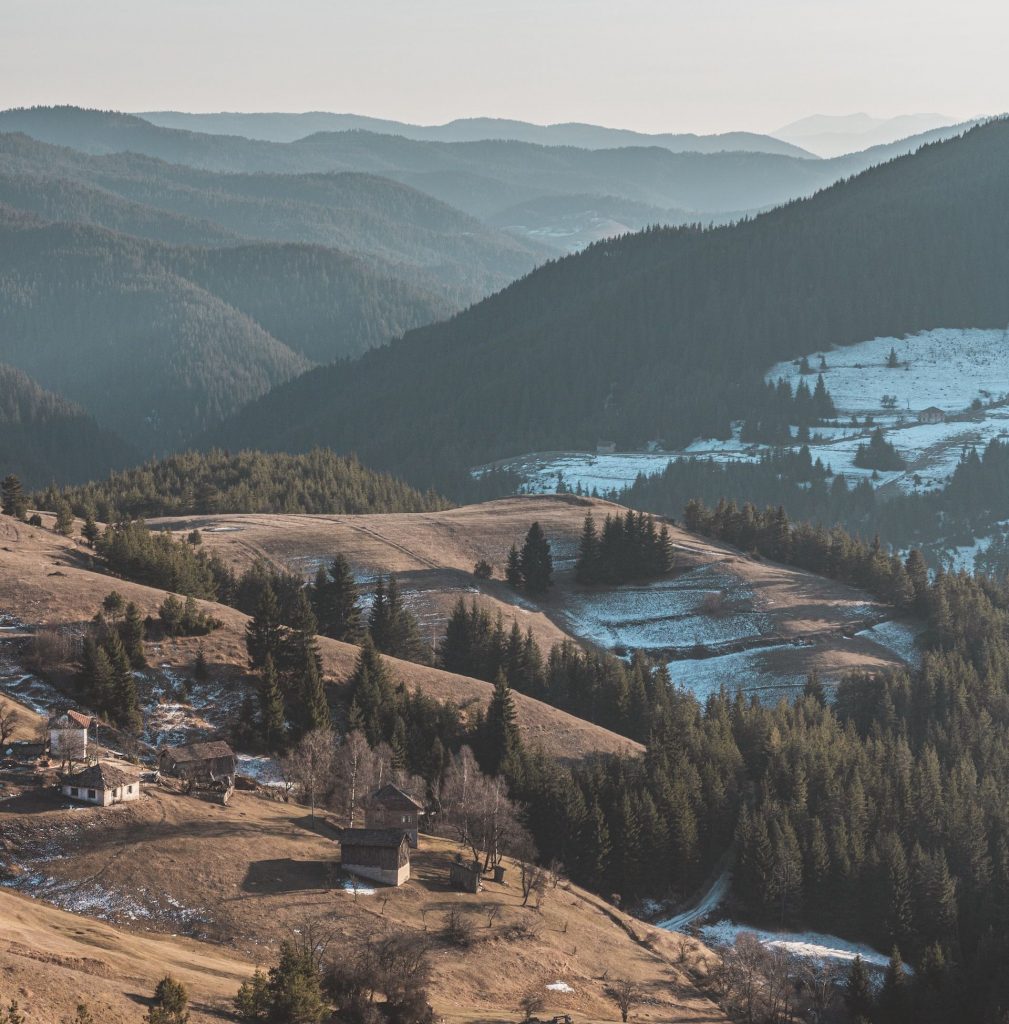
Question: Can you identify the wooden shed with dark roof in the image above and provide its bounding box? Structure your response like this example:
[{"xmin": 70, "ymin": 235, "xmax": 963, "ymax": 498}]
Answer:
[
  {"xmin": 159, "ymin": 741, "xmax": 237, "ymax": 786},
  {"xmin": 60, "ymin": 763, "xmax": 140, "ymax": 806},
  {"xmin": 339, "ymin": 828, "xmax": 411, "ymax": 886},
  {"xmin": 364, "ymin": 783, "xmax": 425, "ymax": 847}
]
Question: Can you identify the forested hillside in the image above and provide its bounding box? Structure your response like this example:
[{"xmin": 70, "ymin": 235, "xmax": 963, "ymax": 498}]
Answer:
[
  {"xmin": 0, "ymin": 364, "xmax": 135, "ymax": 487},
  {"xmin": 35, "ymin": 449, "xmax": 447, "ymax": 519},
  {"xmin": 0, "ymin": 207, "xmax": 453, "ymax": 448},
  {"xmin": 208, "ymin": 119, "xmax": 1009, "ymax": 491},
  {"xmin": 0, "ymin": 132, "xmax": 545, "ymax": 302}
]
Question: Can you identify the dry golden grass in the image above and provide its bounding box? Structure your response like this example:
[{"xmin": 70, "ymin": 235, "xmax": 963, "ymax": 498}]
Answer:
[
  {"xmin": 153, "ymin": 494, "xmax": 915, "ymax": 683},
  {"xmin": 0, "ymin": 512, "xmax": 638, "ymax": 760},
  {"xmin": 0, "ymin": 786, "xmax": 728, "ymax": 1024},
  {"xmin": 0, "ymin": 887, "xmax": 254, "ymax": 1024}
]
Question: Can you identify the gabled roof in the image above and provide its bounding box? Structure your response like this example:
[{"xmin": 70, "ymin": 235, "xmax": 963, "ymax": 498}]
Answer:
[
  {"xmin": 340, "ymin": 828, "xmax": 410, "ymax": 849},
  {"xmin": 48, "ymin": 710, "xmax": 92, "ymax": 730},
  {"xmin": 63, "ymin": 763, "xmax": 135, "ymax": 790},
  {"xmin": 367, "ymin": 783, "xmax": 424, "ymax": 811},
  {"xmin": 159, "ymin": 741, "xmax": 235, "ymax": 763}
]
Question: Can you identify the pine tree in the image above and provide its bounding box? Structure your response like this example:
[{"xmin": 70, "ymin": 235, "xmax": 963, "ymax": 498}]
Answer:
[
  {"xmin": 505, "ymin": 544, "xmax": 524, "ymax": 588},
  {"xmin": 520, "ymin": 522, "xmax": 553, "ymax": 594},
  {"xmin": 370, "ymin": 575, "xmax": 426, "ymax": 661},
  {"xmin": 82, "ymin": 514, "xmax": 100, "ymax": 547},
  {"xmin": 121, "ymin": 601, "xmax": 147, "ymax": 669},
  {"xmin": 54, "ymin": 501, "xmax": 74, "ymax": 536},
  {"xmin": 310, "ymin": 554, "xmax": 364, "ymax": 643},
  {"xmin": 843, "ymin": 955, "xmax": 874, "ymax": 1021},
  {"xmin": 877, "ymin": 948, "xmax": 909, "ymax": 1024},
  {"xmin": 297, "ymin": 657, "xmax": 331, "ymax": 736},
  {"xmin": 484, "ymin": 671, "xmax": 521, "ymax": 775},
  {"xmin": 104, "ymin": 627, "xmax": 141, "ymax": 733},
  {"xmin": 245, "ymin": 586, "xmax": 285, "ymax": 670},
  {"xmin": 193, "ymin": 642, "xmax": 209, "ymax": 683},
  {"xmin": 258, "ymin": 654, "xmax": 286, "ymax": 751},
  {"xmin": 575, "ymin": 513, "xmax": 601, "ymax": 584},
  {"xmin": 1, "ymin": 475, "xmax": 27, "ymax": 520}
]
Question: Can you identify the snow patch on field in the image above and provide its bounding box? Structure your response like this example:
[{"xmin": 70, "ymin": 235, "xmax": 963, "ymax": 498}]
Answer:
[
  {"xmin": 854, "ymin": 620, "xmax": 924, "ymax": 667},
  {"xmin": 699, "ymin": 919, "xmax": 892, "ymax": 969},
  {"xmin": 546, "ymin": 981, "xmax": 575, "ymax": 993},
  {"xmin": 236, "ymin": 754, "xmax": 285, "ymax": 787},
  {"xmin": 767, "ymin": 328, "xmax": 1009, "ymax": 415},
  {"xmin": 666, "ymin": 647, "xmax": 808, "ymax": 703},
  {"xmin": 561, "ymin": 568, "xmax": 771, "ymax": 652}
]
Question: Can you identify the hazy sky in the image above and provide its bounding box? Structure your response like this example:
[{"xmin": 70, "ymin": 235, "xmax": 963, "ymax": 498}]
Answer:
[{"xmin": 3, "ymin": 0, "xmax": 1006, "ymax": 134}]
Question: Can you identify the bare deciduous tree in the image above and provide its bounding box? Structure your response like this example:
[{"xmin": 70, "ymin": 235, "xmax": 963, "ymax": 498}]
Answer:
[
  {"xmin": 280, "ymin": 727, "xmax": 337, "ymax": 824},
  {"xmin": 0, "ymin": 700, "xmax": 20, "ymax": 748},
  {"xmin": 608, "ymin": 978, "xmax": 641, "ymax": 1023},
  {"xmin": 518, "ymin": 988, "xmax": 546, "ymax": 1021},
  {"xmin": 438, "ymin": 746, "xmax": 530, "ymax": 869}
]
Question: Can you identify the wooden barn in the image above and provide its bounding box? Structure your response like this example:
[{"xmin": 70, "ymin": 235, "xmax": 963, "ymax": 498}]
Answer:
[
  {"xmin": 60, "ymin": 763, "xmax": 140, "ymax": 806},
  {"xmin": 449, "ymin": 856, "xmax": 482, "ymax": 893},
  {"xmin": 340, "ymin": 828, "xmax": 411, "ymax": 886},
  {"xmin": 48, "ymin": 710, "xmax": 91, "ymax": 766},
  {"xmin": 364, "ymin": 783, "xmax": 425, "ymax": 847},
  {"xmin": 159, "ymin": 740, "xmax": 236, "ymax": 795}
]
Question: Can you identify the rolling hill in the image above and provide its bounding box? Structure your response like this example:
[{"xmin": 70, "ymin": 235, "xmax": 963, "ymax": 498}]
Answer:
[
  {"xmin": 206, "ymin": 118, "xmax": 1009, "ymax": 489},
  {"xmin": 0, "ymin": 206, "xmax": 456, "ymax": 449},
  {"xmin": 148, "ymin": 494, "xmax": 920, "ymax": 697},
  {"xmin": 0, "ymin": 364, "xmax": 136, "ymax": 488},
  {"xmin": 0, "ymin": 131, "xmax": 547, "ymax": 303}
]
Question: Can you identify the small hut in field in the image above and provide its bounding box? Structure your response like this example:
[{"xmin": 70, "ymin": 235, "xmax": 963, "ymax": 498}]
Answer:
[
  {"xmin": 339, "ymin": 828, "xmax": 411, "ymax": 886},
  {"xmin": 159, "ymin": 740, "xmax": 236, "ymax": 800}
]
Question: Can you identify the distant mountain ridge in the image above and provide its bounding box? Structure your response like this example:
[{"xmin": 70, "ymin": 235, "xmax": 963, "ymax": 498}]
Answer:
[
  {"xmin": 140, "ymin": 109, "xmax": 817, "ymax": 157},
  {"xmin": 0, "ymin": 131, "xmax": 544, "ymax": 304},
  {"xmin": 774, "ymin": 111, "xmax": 968, "ymax": 157},
  {"xmin": 0, "ymin": 106, "xmax": 980, "ymax": 247}
]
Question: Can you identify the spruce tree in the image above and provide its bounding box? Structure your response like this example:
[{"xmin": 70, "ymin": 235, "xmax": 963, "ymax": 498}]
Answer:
[
  {"xmin": 104, "ymin": 627, "xmax": 141, "ymax": 733},
  {"xmin": 311, "ymin": 554, "xmax": 364, "ymax": 643},
  {"xmin": 82, "ymin": 514, "xmax": 100, "ymax": 548},
  {"xmin": 575, "ymin": 513, "xmax": 601, "ymax": 584},
  {"xmin": 54, "ymin": 501, "xmax": 74, "ymax": 536},
  {"xmin": 843, "ymin": 955, "xmax": 874, "ymax": 1021},
  {"xmin": 505, "ymin": 544, "xmax": 524, "ymax": 588},
  {"xmin": 245, "ymin": 586, "xmax": 285, "ymax": 670},
  {"xmin": 121, "ymin": 601, "xmax": 147, "ymax": 669},
  {"xmin": 193, "ymin": 642, "xmax": 209, "ymax": 683},
  {"xmin": 1, "ymin": 475, "xmax": 26, "ymax": 520},
  {"xmin": 258, "ymin": 654, "xmax": 286, "ymax": 751},
  {"xmin": 297, "ymin": 657, "xmax": 330, "ymax": 736},
  {"xmin": 520, "ymin": 522, "xmax": 553, "ymax": 594},
  {"xmin": 485, "ymin": 670, "xmax": 521, "ymax": 775}
]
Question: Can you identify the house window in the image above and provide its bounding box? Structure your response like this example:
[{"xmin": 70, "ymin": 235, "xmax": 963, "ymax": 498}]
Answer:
[
  {"xmin": 127, "ymin": 785, "xmax": 133, "ymax": 794},
  {"xmin": 70, "ymin": 787, "xmax": 78, "ymax": 797},
  {"xmin": 88, "ymin": 789, "xmax": 96, "ymax": 800},
  {"xmin": 114, "ymin": 788, "xmax": 120, "ymax": 798}
]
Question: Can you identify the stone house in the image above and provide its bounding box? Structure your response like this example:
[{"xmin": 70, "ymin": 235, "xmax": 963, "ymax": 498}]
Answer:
[{"xmin": 60, "ymin": 763, "xmax": 140, "ymax": 806}]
